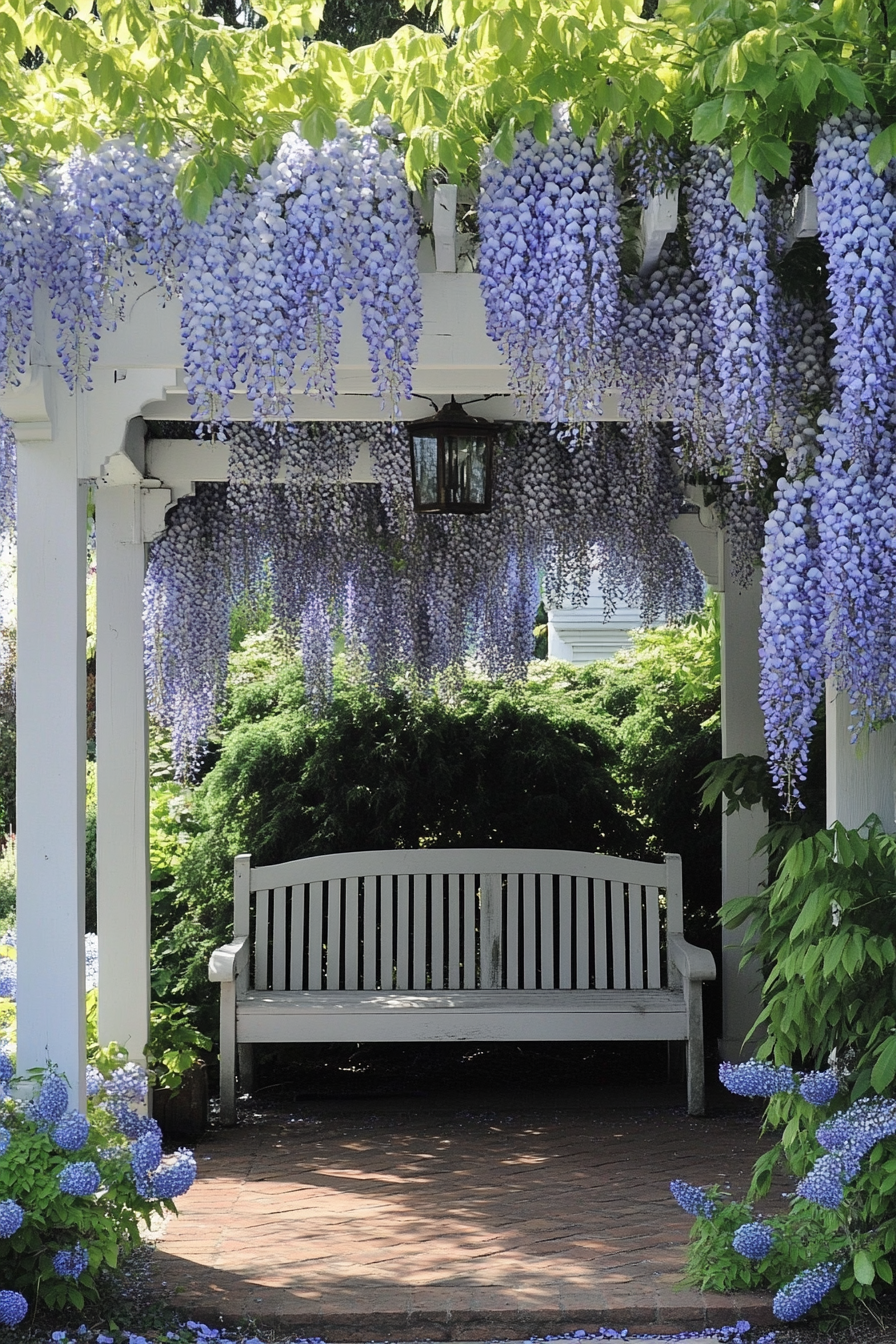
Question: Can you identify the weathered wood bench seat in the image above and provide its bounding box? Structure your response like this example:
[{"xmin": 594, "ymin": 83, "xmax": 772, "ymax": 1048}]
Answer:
[{"xmin": 209, "ymin": 847, "xmax": 716, "ymax": 1123}]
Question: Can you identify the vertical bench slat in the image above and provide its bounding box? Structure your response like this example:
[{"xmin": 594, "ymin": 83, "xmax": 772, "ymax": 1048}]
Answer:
[
  {"xmin": 610, "ymin": 880, "xmax": 626, "ymax": 989},
  {"xmin": 272, "ymin": 887, "xmax": 287, "ymax": 990},
  {"xmin": 645, "ymin": 885, "xmax": 661, "ymax": 988},
  {"xmin": 522, "ymin": 874, "xmax": 537, "ymax": 989},
  {"xmin": 479, "ymin": 873, "xmax": 502, "ymax": 989},
  {"xmin": 234, "ymin": 854, "xmax": 251, "ymax": 939},
  {"xmin": 254, "ymin": 890, "xmax": 270, "ymax": 990},
  {"xmin": 627, "ymin": 884, "xmax": 644, "ymax": 989},
  {"xmin": 505, "ymin": 874, "xmax": 519, "ymax": 989},
  {"xmin": 594, "ymin": 880, "xmax": 609, "ymax": 988},
  {"xmin": 307, "ymin": 881, "xmax": 324, "ymax": 990},
  {"xmin": 396, "ymin": 875, "xmax": 411, "ymax": 989},
  {"xmin": 413, "ymin": 878, "xmax": 427, "ymax": 989},
  {"xmin": 447, "ymin": 873, "xmax": 461, "ymax": 989},
  {"xmin": 363, "ymin": 876, "xmax": 377, "ymax": 990},
  {"xmin": 575, "ymin": 879, "xmax": 589, "ymax": 989},
  {"xmin": 431, "ymin": 876, "xmax": 445, "ymax": 989},
  {"xmin": 539, "ymin": 874, "xmax": 555, "ymax": 988},
  {"xmin": 558, "ymin": 875, "xmax": 572, "ymax": 989},
  {"xmin": 326, "ymin": 880, "xmax": 342, "ymax": 990},
  {"xmin": 289, "ymin": 885, "xmax": 305, "ymax": 990},
  {"xmin": 344, "ymin": 877, "xmax": 359, "ymax": 990},
  {"xmin": 463, "ymin": 875, "xmax": 476, "ymax": 988},
  {"xmin": 380, "ymin": 877, "xmax": 394, "ymax": 990}
]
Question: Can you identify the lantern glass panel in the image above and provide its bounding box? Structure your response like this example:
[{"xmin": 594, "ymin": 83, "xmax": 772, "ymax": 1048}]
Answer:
[
  {"xmin": 444, "ymin": 433, "xmax": 489, "ymax": 509},
  {"xmin": 412, "ymin": 433, "xmax": 440, "ymax": 508}
]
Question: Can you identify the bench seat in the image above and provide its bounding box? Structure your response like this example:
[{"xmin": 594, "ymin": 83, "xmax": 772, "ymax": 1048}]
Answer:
[
  {"xmin": 210, "ymin": 846, "xmax": 716, "ymax": 1123},
  {"xmin": 236, "ymin": 988, "xmax": 690, "ymax": 1042}
]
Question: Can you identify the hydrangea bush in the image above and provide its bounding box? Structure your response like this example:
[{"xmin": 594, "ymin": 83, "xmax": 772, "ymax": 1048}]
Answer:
[
  {"xmin": 0, "ymin": 1052, "xmax": 196, "ymax": 1314},
  {"xmin": 673, "ymin": 1060, "xmax": 896, "ymax": 1319}
]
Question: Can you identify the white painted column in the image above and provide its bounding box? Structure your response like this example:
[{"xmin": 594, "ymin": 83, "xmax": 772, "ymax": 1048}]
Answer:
[
  {"xmin": 826, "ymin": 683, "xmax": 896, "ymax": 831},
  {"xmin": 16, "ymin": 425, "xmax": 87, "ymax": 1105},
  {"xmin": 719, "ymin": 535, "xmax": 766, "ymax": 1063},
  {"xmin": 95, "ymin": 478, "xmax": 151, "ymax": 1061}
]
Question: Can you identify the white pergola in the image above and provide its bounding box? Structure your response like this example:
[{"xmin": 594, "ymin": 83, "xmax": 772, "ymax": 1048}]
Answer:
[{"xmin": 4, "ymin": 234, "xmax": 890, "ymax": 1105}]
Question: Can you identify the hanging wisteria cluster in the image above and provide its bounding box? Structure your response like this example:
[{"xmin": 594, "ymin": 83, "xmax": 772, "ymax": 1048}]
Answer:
[
  {"xmin": 1, "ymin": 107, "xmax": 896, "ymax": 800},
  {"xmin": 143, "ymin": 419, "xmax": 701, "ymax": 774}
]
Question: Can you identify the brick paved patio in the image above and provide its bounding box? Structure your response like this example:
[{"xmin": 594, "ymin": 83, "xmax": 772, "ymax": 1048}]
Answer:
[{"xmin": 151, "ymin": 1083, "xmax": 778, "ymax": 1340}]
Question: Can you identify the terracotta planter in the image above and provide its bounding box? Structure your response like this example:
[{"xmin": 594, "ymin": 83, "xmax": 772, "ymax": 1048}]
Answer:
[{"xmin": 152, "ymin": 1060, "xmax": 208, "ymax": 1143}]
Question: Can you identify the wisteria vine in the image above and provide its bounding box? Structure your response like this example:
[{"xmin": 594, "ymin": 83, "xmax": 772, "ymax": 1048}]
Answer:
[
  {"xmin": 144, "ymin": 419, "xmax": 701, "ymax": 774},
  {"xmin": 0, "ymin": 111, "xmax": 894, "ymax": 800}
]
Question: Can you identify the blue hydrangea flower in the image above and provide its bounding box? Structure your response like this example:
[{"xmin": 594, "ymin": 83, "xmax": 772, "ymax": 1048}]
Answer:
[
  {"xmin": 0, "ymin": 1290, "xmax": 28, "ymax": 1325},
  {"xmin": 0, "ymin": 1198, "xmax": 23, "ymax": 1237},
  {"xmin": 106, "ymin": 1063, "xmax": 148, "ymax": 1104},
  {"xmin": 669, "ymin": 1179, "xmax": 715, "ymax": 1218},
  {"xmin": 86, "ymin": 1065, "xmax": 105, "ymax": 1098},
  {"xmin": 732, "ymin": 1221, "xmax": 774, "ymax": 1260},
  {"xmin": 52, "ymin": 1111, "xmax": 90, "ymax": 1151},
  {"xmin": 773, "ymin": 1261, "xmax": 842, "ymax": 1320},
  {"xmin": 0, "ymin": 1050, "xmax": 13, "ymax": 1083},
  {"xmin": 58, "ymin": 1161, "xmax": 101, "ymax": 1196},
  {"xmin": 0, "ymin": 958, "xmax": 15, "ymax": 1000},
  {"xmin": 106, "ymin": 1099, "xmax": 154, "ymax": 1139},
  {"xmin": 719, "ymin": 1059, "xmax": 796, "ymax": 1097},
  {"xmin": 36, "ymin": 1071, "xmax": 69, "ymax": 1123},
  {"xmin": 131, "ymin": 1128, "xmax": 163, "ymax": 1180},
  {"xmin": 0, "ymin": 1125, "xmax": 10, "ymax": 1156},
  {"xmin": 151, "ymin": 1149, "xmax": 198, "ymax": 1200},
  {"xmin": 798, "ymin": 1070, "xmax": 839, "ymax": 1106},
  {"xmin": 53, "ymin": 1243, "xmax": 90, "ymax": 1280}
]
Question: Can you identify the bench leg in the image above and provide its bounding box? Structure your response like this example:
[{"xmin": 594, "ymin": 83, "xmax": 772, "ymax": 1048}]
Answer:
[
  {"xmin": 219, "ymin": 981, "xmax": 237, "ymax": 1127},
  {"xmin": 238, "ymin": 1043, "xmax": 255, "ymax": 1095},
  {"xmin": 685, "ymin": 977, "xmax": 706, "ymax": 1116}
]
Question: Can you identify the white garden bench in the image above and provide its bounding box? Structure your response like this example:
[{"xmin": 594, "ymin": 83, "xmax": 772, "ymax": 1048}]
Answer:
[{"xmin": 208, "ymin": 847, "xmax": 716, "ymax": 1124}]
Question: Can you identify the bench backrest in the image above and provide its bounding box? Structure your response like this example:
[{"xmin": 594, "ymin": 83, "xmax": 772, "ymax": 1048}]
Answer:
[{"xmin": 235, "ymin": 848, "xmax": 683, "ymax": 995}]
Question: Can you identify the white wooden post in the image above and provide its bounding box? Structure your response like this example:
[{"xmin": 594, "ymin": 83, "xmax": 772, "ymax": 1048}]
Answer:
[
  {"xmin": 826, "ymin": 682, "xmax": 896, "ymax": 831},
  {"xmin": 94, "ymin": 474, "xmax": 152, "ymax": 1061},
  {"xmin": 719, "ymin": 535, "xmax": 766, "ymax": 1063},
  {"xmin": 16, "ymin": 406, "xmax": 87, "ymax": 1106}
]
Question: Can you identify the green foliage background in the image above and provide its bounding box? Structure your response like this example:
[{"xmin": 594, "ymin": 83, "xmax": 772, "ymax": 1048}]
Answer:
[{"xmin": 150, "ymin": 603, "xmax": 722, "ymax": 1032}]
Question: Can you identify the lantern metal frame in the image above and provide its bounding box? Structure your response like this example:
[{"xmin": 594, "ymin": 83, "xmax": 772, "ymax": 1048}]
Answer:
[{"xmin": 407, "ymin": 396, "xmax": 500, "ymax": 514}]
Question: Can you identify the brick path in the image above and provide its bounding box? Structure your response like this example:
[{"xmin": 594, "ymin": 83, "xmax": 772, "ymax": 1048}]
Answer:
[{"xmin": 152, "ymin": 1086, "xmax": 778, "ymax": 1340}]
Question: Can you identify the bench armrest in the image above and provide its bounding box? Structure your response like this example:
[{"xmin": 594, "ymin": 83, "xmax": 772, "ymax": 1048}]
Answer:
[
  {"xmin": 208, "ymin": 935, "xmax": 250, "ymax": 984},
  {"xmin": 668, "ymin": 932, "xmax": 716, "ymax": 983}
]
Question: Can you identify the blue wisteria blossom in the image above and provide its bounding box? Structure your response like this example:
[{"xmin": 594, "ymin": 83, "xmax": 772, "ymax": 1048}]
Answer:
[
  {"xmin": 479, "ymin": 107, "xmax": 621, "ymax": 423},
  {"xmin": 669, "ymin": 1180, "xmax": 715, "ymax": 1218},
  {"xmin": 719, "ymin": 1059, "xmax": 796, "ymax": 1097},
  {"xmin": 772, "ymin": 1261, "xmax": 842, "ymax": 1321},
  {"xmin": 731, "ymin": 1221, "xmax": 774, "ymax": 1260}
]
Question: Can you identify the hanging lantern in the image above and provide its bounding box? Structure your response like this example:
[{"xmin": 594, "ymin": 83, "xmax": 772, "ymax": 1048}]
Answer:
[{"xmin": 408, "ymin": 397, "xmax": 498, "ymax": 513}]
